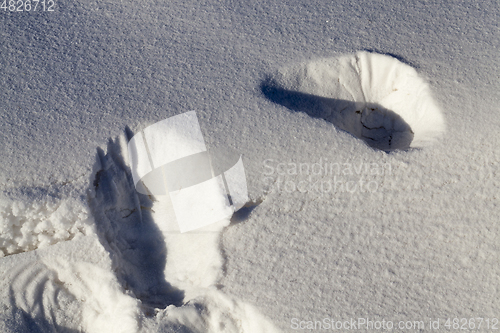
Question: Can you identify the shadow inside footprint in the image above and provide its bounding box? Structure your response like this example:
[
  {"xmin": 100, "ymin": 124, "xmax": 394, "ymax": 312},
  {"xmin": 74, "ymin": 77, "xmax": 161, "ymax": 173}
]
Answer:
[
  {"xmin": 261, "ymin": 81, "xmax": 414, "ymax": 151},
  {"xmin": 90, "ymin": 137, "xmax": 184, "ymax": 310}
]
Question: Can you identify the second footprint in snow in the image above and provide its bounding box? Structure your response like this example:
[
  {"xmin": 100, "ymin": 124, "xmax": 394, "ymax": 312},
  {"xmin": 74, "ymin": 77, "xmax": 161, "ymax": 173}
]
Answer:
[{"xmin": 262, "ymin": 51, "xmax": 446, "ymax": 151}]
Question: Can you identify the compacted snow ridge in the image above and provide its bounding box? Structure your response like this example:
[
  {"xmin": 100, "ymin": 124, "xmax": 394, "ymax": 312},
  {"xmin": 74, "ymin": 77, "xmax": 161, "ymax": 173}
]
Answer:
[{"xmin": 0, "ymin": 191, "xmax": 93, "ymax": 257}]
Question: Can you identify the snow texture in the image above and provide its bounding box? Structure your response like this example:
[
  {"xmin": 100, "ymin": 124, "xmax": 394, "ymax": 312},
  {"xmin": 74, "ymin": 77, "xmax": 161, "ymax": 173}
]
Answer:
[
  {"xmin": 0, "ymin": 0, "xmax": 499, "ymax": 332},
  {"xmin": 0, "ymin": 193, "xmax": 92, "ymax": 257},
  {"xmin": 262, "ymin": 51, "xmax": 446, "ymax": 151},
  {"xmin": 1, "ymin": 136, "xmax": 280, "ymax": 332}
]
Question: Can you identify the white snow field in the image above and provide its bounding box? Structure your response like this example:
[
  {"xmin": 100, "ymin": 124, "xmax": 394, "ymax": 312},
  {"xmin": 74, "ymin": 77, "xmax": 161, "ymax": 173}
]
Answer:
[{"xmin": 1, "ymin": 0, "xmax": 499, "ymax": 332}]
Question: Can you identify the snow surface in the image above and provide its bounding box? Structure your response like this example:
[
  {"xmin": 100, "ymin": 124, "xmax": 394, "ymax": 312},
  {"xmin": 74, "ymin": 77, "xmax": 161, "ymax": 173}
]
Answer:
[
  {"xmin": 1, "ymin": 0, "xmax": 499, "ymax": 332},
  {"xmin": 262, "ymin": 51, "xmax": 445, "ymax": 150}
]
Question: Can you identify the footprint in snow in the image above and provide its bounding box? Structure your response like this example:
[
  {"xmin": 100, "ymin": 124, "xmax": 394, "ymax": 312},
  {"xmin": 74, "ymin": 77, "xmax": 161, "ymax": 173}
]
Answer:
[{"xmin": 262, "ymin": 51, "xmax": 445, "ymax": 151}]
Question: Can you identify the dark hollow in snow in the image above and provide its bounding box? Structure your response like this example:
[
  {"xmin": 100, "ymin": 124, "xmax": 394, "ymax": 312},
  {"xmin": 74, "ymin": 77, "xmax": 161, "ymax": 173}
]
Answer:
[{"xmin": 261, "ymin": 80, "xmax": 414, "ymax": 151}]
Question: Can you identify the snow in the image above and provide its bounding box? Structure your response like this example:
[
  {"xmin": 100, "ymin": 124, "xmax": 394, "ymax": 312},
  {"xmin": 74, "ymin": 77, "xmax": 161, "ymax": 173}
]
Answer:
[
  {"xmin": 262, "ymin": 51, "xmax": 445, "ymax": 150},
  {"xmin": 0, "ymin": 194, "xmax": 92, "ymax": 256},
  {"xmin": 0, "ymin": 0, "xmax": 499, "ymax": 332}
]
